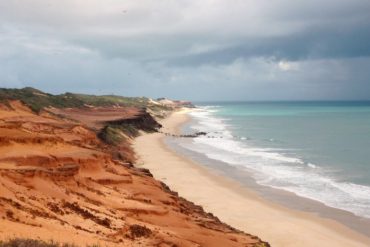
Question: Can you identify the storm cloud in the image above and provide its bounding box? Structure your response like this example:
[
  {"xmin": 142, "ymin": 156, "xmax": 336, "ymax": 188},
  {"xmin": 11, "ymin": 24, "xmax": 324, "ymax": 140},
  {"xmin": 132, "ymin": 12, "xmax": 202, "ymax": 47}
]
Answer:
[{"xmin": 0, "ymin": 0, "xmax": 370, "ymax": 100}]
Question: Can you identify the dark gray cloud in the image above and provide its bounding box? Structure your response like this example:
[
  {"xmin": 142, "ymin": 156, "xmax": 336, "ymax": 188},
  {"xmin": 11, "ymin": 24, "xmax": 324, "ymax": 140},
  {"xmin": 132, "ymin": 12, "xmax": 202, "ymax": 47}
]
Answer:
[
  {"xmin": 0, "ymin": 0, "xmax": 370, "ymax": 100},
  {"xmin": 168, "ymin": 19, "xmax": 370, "ymax": 66}
]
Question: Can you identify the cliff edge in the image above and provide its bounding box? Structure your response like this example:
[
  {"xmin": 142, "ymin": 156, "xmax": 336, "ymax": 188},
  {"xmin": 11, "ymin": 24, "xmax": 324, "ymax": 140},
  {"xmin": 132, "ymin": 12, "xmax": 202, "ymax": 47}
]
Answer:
[{"xmin": 0, "ymin": 88, "xmax": 269, "ymax": 247}]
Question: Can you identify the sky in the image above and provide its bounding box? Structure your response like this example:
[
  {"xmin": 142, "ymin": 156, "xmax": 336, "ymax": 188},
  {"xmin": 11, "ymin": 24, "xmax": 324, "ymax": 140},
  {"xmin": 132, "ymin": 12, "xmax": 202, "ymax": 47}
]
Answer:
[{"xmin": 0, "ymin": 0, "xmax": 370, "ymax": 101}]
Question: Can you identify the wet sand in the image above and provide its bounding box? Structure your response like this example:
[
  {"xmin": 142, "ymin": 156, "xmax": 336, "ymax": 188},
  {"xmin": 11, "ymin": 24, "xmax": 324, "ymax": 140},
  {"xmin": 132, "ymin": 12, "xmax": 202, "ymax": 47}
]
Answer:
[{"xmin": 134, "ymin": 109, "xmax": 370, "ymax": 247}]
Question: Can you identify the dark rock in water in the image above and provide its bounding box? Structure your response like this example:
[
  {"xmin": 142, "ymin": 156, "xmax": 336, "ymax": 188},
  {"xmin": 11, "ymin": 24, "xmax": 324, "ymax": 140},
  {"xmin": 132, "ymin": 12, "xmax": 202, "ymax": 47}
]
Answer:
[
  {"xmin": 162, "ymin": 131, "xmax": 208, "ymax": 138},
  {"xmin": 195, "ymin": 132, "xmax": 207, "ymax": 136}
]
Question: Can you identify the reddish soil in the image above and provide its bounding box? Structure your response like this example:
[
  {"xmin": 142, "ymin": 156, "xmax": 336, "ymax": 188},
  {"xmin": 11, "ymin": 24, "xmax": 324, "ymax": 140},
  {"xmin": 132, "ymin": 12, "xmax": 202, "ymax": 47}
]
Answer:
[{"xmin": 0, "ymin": 100, "xmax": 268, "ymax": 247}]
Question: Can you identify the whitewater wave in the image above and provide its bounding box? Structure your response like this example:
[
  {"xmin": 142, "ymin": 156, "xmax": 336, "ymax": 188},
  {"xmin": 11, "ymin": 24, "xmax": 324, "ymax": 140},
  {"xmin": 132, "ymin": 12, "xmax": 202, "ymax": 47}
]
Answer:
[{"xmin": 183, "ymin": 106, "xmax": 370, "ymax": 219}]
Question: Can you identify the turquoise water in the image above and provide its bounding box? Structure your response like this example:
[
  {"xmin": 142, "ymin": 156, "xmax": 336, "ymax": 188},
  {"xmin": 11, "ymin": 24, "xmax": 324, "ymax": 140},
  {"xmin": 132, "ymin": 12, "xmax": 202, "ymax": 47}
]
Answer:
[{"xmin": 181, "ymin": 101, "xmax": 370, "ymax": 218}]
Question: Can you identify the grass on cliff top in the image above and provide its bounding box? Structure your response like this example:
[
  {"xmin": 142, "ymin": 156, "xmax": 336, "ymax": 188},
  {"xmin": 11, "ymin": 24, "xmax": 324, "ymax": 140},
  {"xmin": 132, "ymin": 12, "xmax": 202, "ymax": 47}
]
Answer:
[
  {"xmin": 0, "ymin": 238, "xmax": 99, "ymax": 247},
  {"xmin": 0, "ymin": 87, "xmax": 170, "ymax": 113}
]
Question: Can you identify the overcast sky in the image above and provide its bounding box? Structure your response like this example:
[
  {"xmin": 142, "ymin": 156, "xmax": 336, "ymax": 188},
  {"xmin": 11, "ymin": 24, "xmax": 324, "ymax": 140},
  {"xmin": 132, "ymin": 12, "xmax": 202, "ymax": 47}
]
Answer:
[{"xmin": 1, "ymin": 0, "xmax": 370, "ymax": 101}]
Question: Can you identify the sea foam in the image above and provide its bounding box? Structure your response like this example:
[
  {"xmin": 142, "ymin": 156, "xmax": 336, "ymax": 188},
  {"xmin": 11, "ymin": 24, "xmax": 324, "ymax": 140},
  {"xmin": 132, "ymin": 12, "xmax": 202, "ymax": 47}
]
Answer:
[{"xmin": 181, "ymin": 106, "xmax": 370, "ymax": 219}]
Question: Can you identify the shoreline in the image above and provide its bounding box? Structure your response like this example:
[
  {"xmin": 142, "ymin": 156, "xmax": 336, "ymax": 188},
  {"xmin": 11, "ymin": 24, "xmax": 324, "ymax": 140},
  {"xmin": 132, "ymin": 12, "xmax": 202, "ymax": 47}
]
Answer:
[
  {"xmin": 133, "ymin": 109, "xmax": 370, "ymax": 247},
  {"xmin": 165, "ymin": 114, "xmax": 370, "ymax": 238}
]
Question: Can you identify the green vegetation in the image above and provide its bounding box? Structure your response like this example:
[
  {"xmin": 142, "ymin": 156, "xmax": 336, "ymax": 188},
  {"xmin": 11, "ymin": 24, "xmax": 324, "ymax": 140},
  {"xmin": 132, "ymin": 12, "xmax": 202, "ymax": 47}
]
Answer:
[
  {"xmin": 0, "ymin": 87, "xmax": 165, "ymax": 145},
  {"xmin": 0, "ymin": 238, "xmax": 100, "ymax": 247},
  {"xmin": 98, "ymin": 125, "xmax": 126, "ymax": 145},
  {"xmin": 0, "ymin": 87, "xmax": 84, "ymax": 112},
  {"xmin": 114, "ymin": 124, "xmax": 140, "ymax": 137},
  {"xmin": 0, "ymin": 87, "xmax": 169, "ymax": 113},
  {"xmin": 98, "ymin": 124, "xmax": 139, "ymax": 145}
]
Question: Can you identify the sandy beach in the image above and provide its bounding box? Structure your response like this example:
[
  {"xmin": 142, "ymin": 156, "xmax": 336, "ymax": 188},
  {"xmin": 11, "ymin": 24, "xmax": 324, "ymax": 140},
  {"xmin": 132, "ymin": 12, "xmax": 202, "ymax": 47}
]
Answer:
[{"xmin": 134, "ymin": 109, "xmax": 370, "ymax": 247}]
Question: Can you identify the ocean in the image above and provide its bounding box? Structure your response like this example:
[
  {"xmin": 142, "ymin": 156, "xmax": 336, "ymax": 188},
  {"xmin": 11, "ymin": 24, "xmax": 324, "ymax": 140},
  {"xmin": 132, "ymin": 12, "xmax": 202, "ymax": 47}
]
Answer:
[{"xmin": 176, "ymin": 101, "xmax": 370, "ymax": 219}]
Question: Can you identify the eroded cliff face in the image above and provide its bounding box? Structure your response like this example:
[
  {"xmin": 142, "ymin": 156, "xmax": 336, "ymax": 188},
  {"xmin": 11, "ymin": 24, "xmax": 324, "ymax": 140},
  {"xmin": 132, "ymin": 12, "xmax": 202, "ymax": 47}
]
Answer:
[{"xmin": 0, "ymin": 100, "xmax": 269, "ymax": 247}]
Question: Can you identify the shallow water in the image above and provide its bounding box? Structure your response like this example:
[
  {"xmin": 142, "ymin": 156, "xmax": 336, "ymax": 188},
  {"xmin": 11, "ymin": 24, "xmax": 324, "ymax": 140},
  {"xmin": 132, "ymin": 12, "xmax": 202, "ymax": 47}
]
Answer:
[{"xmin": 177, "ymin": 101, "xmax": 370, "ymax": 219}]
